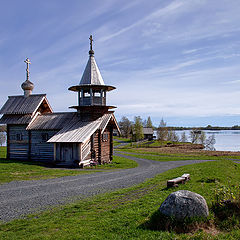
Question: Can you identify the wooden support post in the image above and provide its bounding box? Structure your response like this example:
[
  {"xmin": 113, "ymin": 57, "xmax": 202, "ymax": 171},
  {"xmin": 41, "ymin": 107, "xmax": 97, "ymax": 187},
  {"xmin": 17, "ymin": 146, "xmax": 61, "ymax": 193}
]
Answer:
[
  {"xmin": 79, "ymin": 143, "xmax": 82, "ymax": 162},
  {"xmin": 98, "ymin": 129, "xmax": 101, "ymax": 164},
  {"xmin": 53, "ymin": 143, "xmax": 56, "ymax": 161},
  {"xmin": 110, "ymin": 126, "xmax": 113, "ymax": 161},
  {"xmin": 90, "ymin": 89, "xmax": 93, "ymax": 106}
]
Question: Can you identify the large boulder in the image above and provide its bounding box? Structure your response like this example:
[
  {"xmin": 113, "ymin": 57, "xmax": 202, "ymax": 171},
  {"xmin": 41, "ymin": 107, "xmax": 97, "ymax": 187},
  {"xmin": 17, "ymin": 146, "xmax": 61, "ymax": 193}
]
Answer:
[{"xmin": 159, "ymin": 190, "xmax": 209, "ymax": 220}]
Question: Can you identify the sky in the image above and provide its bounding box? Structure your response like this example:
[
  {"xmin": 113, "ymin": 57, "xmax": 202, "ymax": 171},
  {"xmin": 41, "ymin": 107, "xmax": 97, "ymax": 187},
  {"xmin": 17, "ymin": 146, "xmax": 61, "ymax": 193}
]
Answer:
[{"xmin": 0, "ymin": 0, "xmax": 240, "ymax": 127}]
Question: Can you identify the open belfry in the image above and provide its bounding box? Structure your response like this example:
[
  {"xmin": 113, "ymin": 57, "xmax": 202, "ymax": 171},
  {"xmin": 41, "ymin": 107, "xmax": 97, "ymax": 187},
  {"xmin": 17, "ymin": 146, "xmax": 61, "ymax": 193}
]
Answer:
[{"xmin": 0, "ymin": 36, "xmax": 120, "ymax": 167}]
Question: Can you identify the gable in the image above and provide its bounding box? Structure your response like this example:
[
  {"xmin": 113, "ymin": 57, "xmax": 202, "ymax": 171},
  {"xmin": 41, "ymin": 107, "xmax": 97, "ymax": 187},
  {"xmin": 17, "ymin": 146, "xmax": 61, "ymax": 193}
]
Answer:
[{"xmin": 0, "ymin": 94, "xmax": 52, "ymax": 115}]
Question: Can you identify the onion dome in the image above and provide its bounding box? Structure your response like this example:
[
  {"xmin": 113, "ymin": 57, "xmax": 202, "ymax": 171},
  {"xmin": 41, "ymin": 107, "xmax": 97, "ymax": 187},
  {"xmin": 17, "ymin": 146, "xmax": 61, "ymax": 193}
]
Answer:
[{"xmin": 21, "ymin": 80, "xmax": 34, "ymax": 91}]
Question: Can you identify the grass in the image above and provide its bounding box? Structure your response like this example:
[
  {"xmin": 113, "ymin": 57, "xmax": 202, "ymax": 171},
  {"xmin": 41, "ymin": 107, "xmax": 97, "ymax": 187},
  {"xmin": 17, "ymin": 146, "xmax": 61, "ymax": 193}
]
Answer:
[
  {"xmin": 0, "ymin": 155, "xmax": 138, "ymax": 184},
  {"xmin": 1, "ymin": 160, "xmax": 240, "ymax": 239},
  {"xmin": 118, "ymin": 152, "xmax": 220, "ymax": 161},
  {"xmin": 0, "ymin": 146, "xmax": 6, "ymax": 158},
  {"xmin": 117, "ymin": 147, "xmax": 240, "ymax": 160},
  {"xmin": 113, "ymin": 136, "xmax": 132, "ymax": 143}
]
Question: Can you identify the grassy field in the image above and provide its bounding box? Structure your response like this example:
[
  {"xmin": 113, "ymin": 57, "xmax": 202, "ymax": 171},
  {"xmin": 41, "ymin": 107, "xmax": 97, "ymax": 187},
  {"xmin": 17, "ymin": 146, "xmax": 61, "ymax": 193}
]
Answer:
[
  {"xmin": 117, "ymin": 151, "xmax": 240, "ymax": 161},
  {"xmin": 1, "ymin": 160, "xmax": 240, "ymax": 239},
  {"xmin": 0, "ymin": 146, "xmax": 6, "ymax": 158},
  {"xmin": 0, "ymin": 155, "xmax": 138, "ymax": 184}
]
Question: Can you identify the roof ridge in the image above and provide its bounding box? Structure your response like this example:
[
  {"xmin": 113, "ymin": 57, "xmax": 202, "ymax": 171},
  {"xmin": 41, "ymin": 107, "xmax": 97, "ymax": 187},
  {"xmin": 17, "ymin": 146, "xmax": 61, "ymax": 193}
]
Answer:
[{"xmin": 8, "ymin": 94, "xmax": 46, "ymax": 98}]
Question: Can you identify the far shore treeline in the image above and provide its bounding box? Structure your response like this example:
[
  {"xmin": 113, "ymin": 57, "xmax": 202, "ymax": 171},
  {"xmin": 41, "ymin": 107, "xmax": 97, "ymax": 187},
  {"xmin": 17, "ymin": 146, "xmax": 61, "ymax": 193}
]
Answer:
[{"xmin": 117, "ymin": 117, "xmax": 240, "ymax": 131}]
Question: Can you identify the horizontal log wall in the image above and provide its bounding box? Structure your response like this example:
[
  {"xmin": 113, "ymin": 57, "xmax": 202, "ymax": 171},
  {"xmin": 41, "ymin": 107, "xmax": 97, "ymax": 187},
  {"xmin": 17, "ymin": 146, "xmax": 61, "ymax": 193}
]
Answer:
[
  {"xmin": 8, "ymin": 125, "xmax": 29, "ymax": 160},
  {"xmin": 30, "ymin": 130, "xmax": 57, "ymax": 162},
  {"xmin": 101, "ymin": 128, "xmax": 111, "ymax": 164}
]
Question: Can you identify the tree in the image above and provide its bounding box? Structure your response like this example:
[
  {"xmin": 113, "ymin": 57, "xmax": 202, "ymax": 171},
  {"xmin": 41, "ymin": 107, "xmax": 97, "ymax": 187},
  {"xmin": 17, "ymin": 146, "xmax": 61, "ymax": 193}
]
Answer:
[
  {"xmin": 118, "ymin": 116, "xmax": 132, "ymax": 138},
  {"xmin": 0, "ymin": 132, "xmax": 6, "ymax": 146},
  {"xmin": 190, "ymin": 129, "xmax": 200, "ymax": 143},
  {"xmin": 205, "ymin": 134, "xmax": 216, "ymax": 150},
  {"xmin": 167, "ymin": 130, "xmax": 179, "ymax": 142},
  {"xmin": 199, "ymin": 131, "xmax": 206, "ymax": 145},
  {"xmin": 0, "ymin": 125, "xmax": 6, "ymax": 132},
  {"xmin": 157, "ymin": 118, "xmax": 168, "ymax": 141},
  {"xmin": 181, "ymin": 131, "xmax": 187, "ymax": 142},
  {"xmin": 146, "ymin": 116, "xmax": 153, "ymax": 128},
  {"xmin": 133, "ymin": 116, "xmax": 144, "ymax": 141}
]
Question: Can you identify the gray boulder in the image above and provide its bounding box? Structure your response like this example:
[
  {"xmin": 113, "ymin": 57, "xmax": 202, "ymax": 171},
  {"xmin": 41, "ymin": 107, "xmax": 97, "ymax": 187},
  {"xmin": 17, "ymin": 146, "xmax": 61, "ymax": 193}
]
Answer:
[{"xmin": 159, "ymin": 190, "xmax": 209, "ymax": 220}]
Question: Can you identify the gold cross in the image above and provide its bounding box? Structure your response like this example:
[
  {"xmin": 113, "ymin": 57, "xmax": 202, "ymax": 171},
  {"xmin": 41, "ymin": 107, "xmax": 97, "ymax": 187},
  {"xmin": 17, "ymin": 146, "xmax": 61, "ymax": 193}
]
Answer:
[
  {"xmin": 89, "ymin": 35, "xmax": 93, "ymax": 51},
  {"xmin": 24, "ymin": 58, "xmax": 31, "ymax": 81}
]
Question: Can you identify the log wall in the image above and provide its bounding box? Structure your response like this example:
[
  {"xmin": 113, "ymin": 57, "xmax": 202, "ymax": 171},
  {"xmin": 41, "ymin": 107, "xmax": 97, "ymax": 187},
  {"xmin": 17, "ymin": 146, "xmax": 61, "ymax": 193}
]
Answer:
[
  {"xmin": 8, "ymin": 125, "xmax": 29, "ymax": 160},
  {"xmin": 30, "ymin": 130, "xmax": 57, "ymax": 161}
]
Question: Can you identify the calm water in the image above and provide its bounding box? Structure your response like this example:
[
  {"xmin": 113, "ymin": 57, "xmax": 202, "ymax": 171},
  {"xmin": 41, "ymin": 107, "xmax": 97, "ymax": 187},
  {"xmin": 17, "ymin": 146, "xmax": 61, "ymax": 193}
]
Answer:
[{"xmin": 154, "ymin": 130, "xmax": 240, "ymax": 152}]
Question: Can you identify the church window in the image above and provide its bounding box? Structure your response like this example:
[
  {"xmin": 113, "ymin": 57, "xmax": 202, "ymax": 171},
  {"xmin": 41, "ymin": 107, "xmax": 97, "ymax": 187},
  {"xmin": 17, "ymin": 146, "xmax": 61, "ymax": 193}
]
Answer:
[
  {"xmin": 84, "ymin": 91, "xmax": 90, "ymax": 97},
  {"xmin": 102, "ymin": 132, "xmax": 108, "ymax": 142},
  {"xmin": 94, "ymin": 92, "xmax": 101, "ymax": 97},
  {"xmin": 41, "ymin": 133, "xmax": 49, "ymax": 141},
  {"xmin": 16, "ymin": 133, "xmax": 23, "ymax": 141}
]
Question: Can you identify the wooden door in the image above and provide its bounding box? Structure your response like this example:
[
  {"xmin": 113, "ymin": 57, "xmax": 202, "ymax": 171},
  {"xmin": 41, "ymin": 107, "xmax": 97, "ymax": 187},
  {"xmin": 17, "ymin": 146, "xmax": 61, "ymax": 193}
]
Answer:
[{"xmin": 61, "ymin": 143, "xmax": 73, "ymax": 162}]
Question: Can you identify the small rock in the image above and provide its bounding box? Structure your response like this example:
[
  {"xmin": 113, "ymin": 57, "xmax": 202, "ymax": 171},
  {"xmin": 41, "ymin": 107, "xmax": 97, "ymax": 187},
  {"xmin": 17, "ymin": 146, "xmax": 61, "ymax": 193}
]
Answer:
[{"xmin": 159, "ymin": 190, "xmax": 209, "ymax": 220}]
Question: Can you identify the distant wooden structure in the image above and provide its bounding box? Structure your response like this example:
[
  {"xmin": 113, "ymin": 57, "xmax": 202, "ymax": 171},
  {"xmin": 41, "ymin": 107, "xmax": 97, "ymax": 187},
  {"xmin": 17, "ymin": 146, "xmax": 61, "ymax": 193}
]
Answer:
[
  {"xmin": 0, "ymin": 36, "xmax": 120, "ymax": 167},
  {"xmin": 131, "ymin": 127, "xmax": 154, "ymax": 141}
]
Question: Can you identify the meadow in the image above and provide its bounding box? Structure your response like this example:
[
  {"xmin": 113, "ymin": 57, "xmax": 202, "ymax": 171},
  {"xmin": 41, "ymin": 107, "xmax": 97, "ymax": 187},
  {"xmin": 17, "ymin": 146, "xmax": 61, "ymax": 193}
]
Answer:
[{"xmin": 1, "ymin": 142, "xmax": 240, "ymax": 239}]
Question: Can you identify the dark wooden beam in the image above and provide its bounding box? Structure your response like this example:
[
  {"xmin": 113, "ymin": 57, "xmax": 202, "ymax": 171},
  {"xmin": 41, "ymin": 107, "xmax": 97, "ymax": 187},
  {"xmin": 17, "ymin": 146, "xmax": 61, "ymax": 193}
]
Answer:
[
  {"xmin": 110, "ymin": 126, "xmax": 113, "ymax": 161},
  {"xmin": 98, "ymin": 129, "xmax": 101, "ymax": 164}
]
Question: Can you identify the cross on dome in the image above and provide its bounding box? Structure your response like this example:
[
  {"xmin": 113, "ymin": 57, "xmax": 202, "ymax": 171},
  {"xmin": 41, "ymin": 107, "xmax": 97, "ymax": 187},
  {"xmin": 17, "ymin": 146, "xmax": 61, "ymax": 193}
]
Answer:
[{"xmin": 24, "ymin": 58, "xmax": 31, "ymax": 81}]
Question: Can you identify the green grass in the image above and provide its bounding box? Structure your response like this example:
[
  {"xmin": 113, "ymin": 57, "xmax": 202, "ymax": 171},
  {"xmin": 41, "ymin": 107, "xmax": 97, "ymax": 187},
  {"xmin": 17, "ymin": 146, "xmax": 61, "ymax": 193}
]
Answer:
[
  {"xmin": 0, "ymin": 156, "xmax": 137, "ymax": 184},
  {"xmin": 1, "ymin": 160, "xmax": 240, "ymax": 239},
  {"xmin": 117, "ymin": 148, "xmax": 240, "ymax": 160},
  {"xmin": 117, "ymin": 152, "xmax": 225, "ymax": 161},
  {"xmin": 0, "ymin": 146, "xmax": 6, "ymax": 158},
  {"xmin": 113, "ymin": 136, "xmax": 132, "ymax": 143}
]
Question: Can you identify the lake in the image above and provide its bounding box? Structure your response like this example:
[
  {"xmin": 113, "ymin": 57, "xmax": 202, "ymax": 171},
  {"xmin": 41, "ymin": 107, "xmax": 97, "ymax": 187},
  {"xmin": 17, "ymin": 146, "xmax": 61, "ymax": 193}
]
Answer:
[{"xmin": 154, "ymin": 130, "xmax": 240, "ymax": 152}]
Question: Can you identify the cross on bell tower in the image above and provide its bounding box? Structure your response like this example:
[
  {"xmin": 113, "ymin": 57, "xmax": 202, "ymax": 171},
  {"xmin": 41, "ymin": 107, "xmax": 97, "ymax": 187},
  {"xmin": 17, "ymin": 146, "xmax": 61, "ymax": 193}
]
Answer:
[{"xmin": 89, "ymin": 35, "xmax": 94, "ymax": 55}]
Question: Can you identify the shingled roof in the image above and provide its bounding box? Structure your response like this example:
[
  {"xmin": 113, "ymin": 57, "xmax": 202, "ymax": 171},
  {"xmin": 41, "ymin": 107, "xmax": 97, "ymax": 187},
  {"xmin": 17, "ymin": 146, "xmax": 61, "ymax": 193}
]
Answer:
[
  {"xmin": 48, "ymin": 113, "xmax": 118, "ymax": 143},
  {"xmin": 26, "ymin": 112, "xmax": 77, "ymax": 130},
  {"xmin": 0, "ymin": 94, "xmax": 49, "ymax": 115}
]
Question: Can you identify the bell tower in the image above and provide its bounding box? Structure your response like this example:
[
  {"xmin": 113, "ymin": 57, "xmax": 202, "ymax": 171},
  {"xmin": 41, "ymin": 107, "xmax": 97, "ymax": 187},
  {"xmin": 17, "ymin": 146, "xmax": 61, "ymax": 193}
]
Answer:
[{"xmin": 69, "ymin": 35, "xmax": 116, "ymax": 120}]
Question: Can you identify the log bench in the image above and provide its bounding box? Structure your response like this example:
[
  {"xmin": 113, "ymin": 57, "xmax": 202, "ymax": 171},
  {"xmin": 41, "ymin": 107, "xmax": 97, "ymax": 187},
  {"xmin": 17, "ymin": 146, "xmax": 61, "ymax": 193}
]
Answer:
[{"xmin": 167, "ymin": 173, "xmax": 190, "ymax": 187}]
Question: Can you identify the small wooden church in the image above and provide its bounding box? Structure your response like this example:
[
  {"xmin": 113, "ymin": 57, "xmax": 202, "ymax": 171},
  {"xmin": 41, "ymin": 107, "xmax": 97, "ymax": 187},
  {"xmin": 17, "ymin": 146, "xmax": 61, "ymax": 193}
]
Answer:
[{"xmin": 0, "ymin": 36, "xmax": 120, "ymax": 167}]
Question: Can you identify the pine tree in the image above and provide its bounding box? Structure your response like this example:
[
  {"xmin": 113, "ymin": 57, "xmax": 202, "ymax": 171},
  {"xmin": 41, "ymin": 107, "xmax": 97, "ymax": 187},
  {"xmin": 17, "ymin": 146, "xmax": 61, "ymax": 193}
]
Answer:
[
  {"xmin": 146, "ymin": 116, "xmax": 153, "ymax": 128},
  {"xmin": 133, "ymin": 116, "xmax": 144, "ymax": 141}
]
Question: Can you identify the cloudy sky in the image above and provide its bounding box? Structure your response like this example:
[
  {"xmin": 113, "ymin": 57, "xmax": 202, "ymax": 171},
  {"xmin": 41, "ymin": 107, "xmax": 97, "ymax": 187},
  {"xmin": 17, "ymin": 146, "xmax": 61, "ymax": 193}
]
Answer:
[{"xmin": 0, "ymin": 0, "xmax": 240, "ymax": 127}]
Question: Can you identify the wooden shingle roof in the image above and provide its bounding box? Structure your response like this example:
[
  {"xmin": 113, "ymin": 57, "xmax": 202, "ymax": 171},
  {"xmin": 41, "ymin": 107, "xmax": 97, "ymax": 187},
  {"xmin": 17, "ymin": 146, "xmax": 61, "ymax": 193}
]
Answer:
[
  {"xmin": 47, "ymin": 113, "xmax": 118, "ymax": 143},
  {"xmin": 0, "ymin": 94, "xmax": 48, "ymax": 115},
  {"xmin": 0, "ymin": 114, "xmax": 32, "ymax": 125},
  {"xmin": 26, "ymin": 112, "xmax": 77, "ymax": 130}
]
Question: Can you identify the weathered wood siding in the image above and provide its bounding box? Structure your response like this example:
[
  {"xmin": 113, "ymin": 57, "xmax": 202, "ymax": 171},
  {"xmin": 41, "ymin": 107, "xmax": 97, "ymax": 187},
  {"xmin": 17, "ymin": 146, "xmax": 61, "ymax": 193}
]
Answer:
[
  {"xmin": 8, "ymin": 125, "xmax": 29, "ymax": 160},
  {"xmin": 30, "ymin": 130, "xmax": 57, "ymax": 161},
  {"xmin": 101, "ymin": 127, "xmax": 111, "ymax": 164}
]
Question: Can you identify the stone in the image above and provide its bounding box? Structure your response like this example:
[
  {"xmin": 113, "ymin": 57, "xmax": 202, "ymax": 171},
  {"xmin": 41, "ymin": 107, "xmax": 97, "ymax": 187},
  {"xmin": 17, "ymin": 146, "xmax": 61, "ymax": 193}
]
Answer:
[{"xmin": 159, "ymin": 190, "xmax": 209, "ymax": 220}]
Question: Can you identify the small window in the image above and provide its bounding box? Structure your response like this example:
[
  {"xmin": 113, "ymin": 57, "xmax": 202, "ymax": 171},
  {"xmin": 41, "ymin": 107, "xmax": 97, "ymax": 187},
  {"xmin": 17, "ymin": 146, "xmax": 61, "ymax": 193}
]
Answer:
[
  {"xmin": 16, "ymin": 133, "xmax": 23, "ymax": 141},
  {"xmin": 94, "ymin": 92, "xmax": 101, "ymax": 97},
  {"xmin": 102, "ymin": 132, "xmax": 108, "ymax": 142},
  {"xmin": 84, "ymin": 91, "xmax": 90, "ymax": 97},
  {"xmin": 41, "ymin": 133, "xmax": 49, "ymax": 141}
]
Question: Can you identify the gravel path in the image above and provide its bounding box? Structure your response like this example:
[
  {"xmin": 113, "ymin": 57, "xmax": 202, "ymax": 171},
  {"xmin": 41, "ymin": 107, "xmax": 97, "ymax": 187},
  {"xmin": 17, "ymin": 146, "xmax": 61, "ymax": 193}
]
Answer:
[{"xmin": 0, "ymin": 152, "xmax": 211, "ymax": 222}]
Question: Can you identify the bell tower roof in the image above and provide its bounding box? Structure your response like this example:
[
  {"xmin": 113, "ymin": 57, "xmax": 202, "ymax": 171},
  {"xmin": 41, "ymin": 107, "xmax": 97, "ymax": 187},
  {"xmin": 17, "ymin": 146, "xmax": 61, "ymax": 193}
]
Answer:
[
  {"xmin": 69, "ymin": 35, "xmax": 115, "ymax": 92},
  {"xmin": 79, "ymin": 54, "xmax": 105, "ymax": 85}
]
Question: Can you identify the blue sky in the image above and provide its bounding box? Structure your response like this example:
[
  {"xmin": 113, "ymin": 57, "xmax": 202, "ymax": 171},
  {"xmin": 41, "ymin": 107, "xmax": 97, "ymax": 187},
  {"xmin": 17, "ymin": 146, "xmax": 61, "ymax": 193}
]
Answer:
[{"xmin": 1, "ymin": 0, "xmax": 240, "ymax": 127}]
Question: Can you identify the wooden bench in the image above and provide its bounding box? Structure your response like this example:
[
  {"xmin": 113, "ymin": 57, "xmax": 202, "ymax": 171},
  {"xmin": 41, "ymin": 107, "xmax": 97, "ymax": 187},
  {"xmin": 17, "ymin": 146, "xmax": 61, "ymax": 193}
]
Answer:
[{"xmin": 167, "ymin": 173, "xmax": 190, "ymax": 187}]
